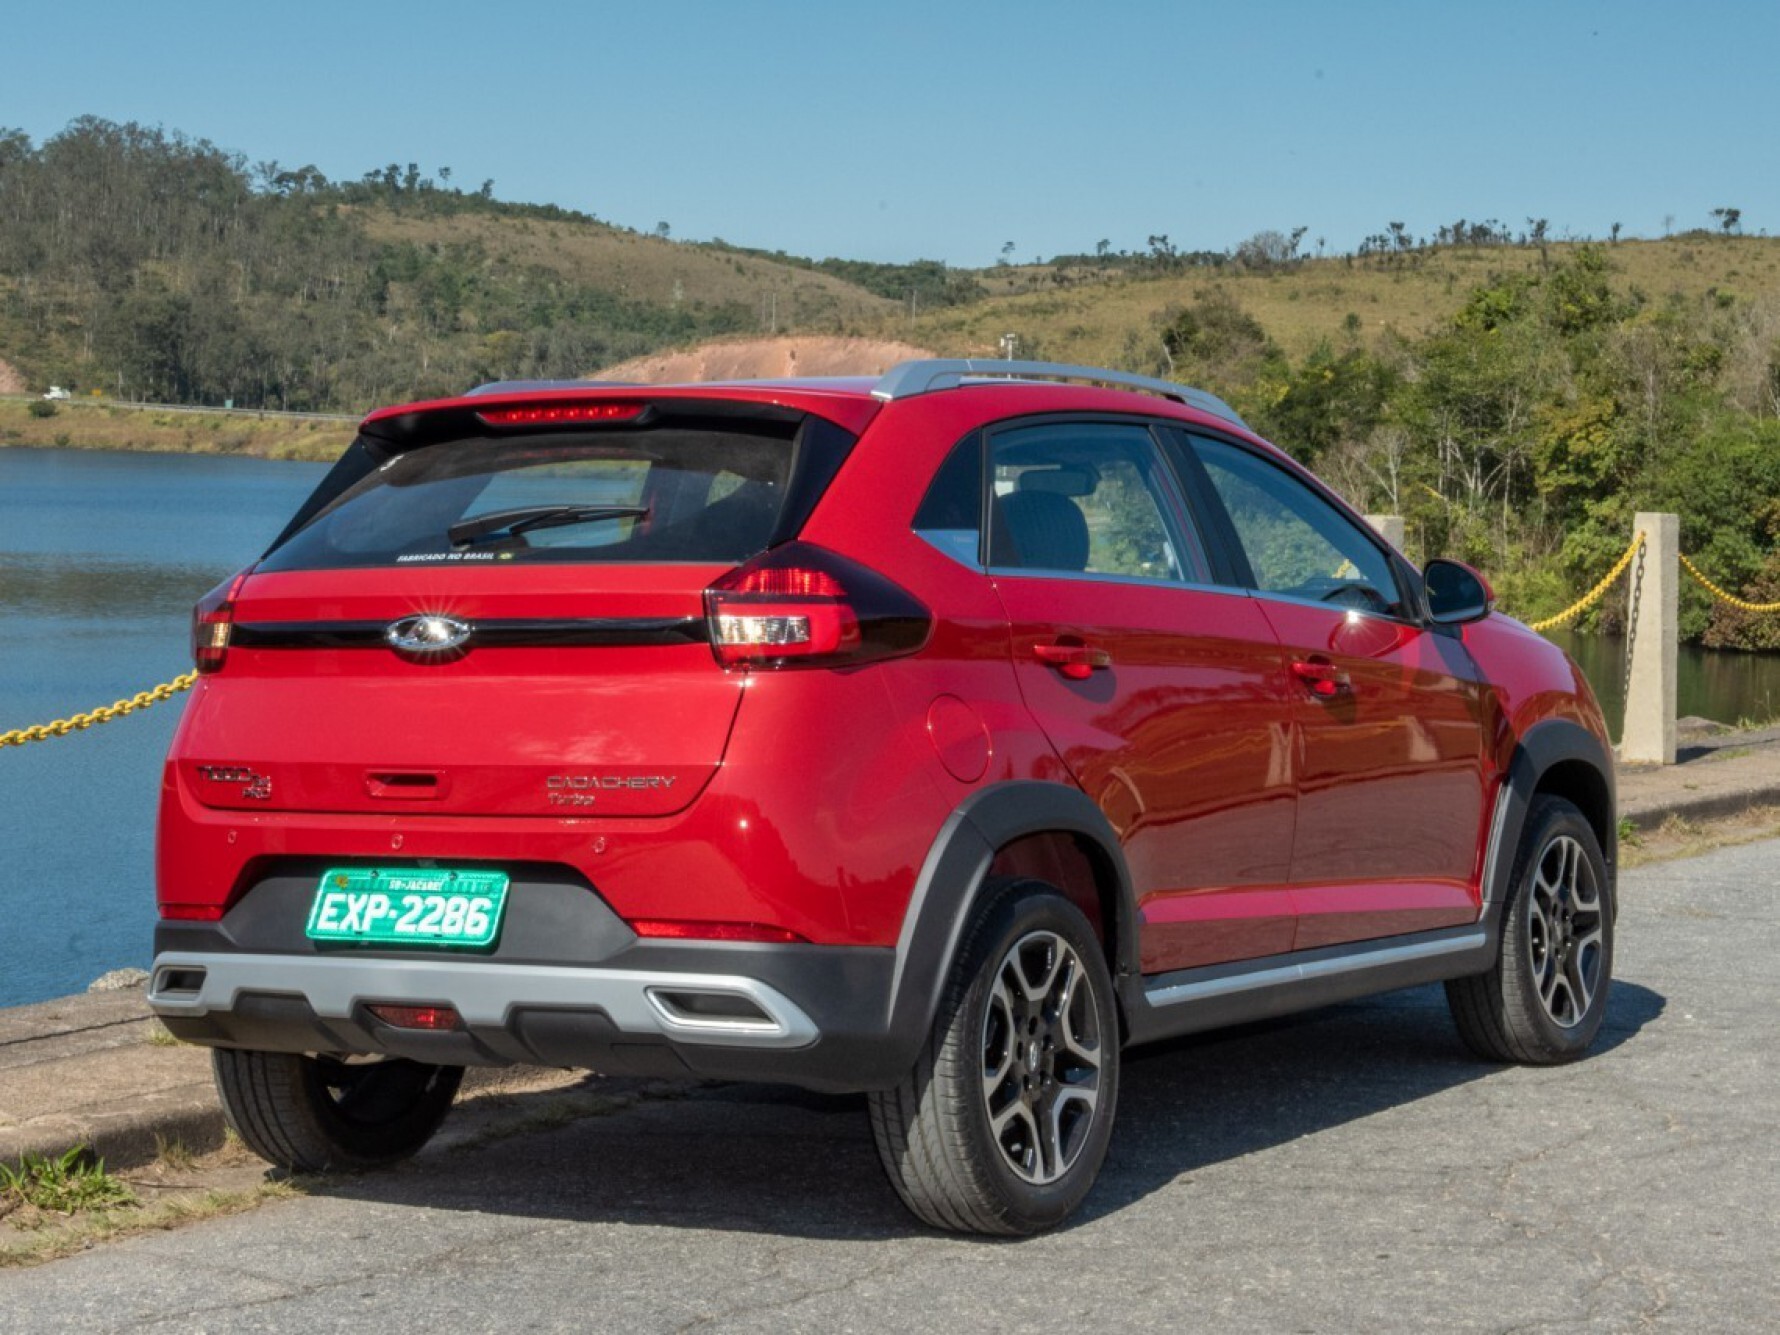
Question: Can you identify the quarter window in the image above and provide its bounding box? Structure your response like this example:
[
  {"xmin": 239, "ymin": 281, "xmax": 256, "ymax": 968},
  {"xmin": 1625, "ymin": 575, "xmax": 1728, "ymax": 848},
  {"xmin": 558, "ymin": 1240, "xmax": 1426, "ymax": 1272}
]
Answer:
[
  {"xmin": 912, "ymin": 432, "xmax": 984, "ymax": 567},
  {"xmin": 1191, "ymin": 436, "xmax": 1405, "ymax": 617}
]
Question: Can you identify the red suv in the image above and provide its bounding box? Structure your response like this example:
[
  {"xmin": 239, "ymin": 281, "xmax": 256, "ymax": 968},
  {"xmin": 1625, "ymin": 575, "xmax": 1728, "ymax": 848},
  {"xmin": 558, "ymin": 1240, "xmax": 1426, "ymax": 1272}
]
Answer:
[{"xmin": 150, "ymin": 360, "xmax": 1616, "ymax": 1234}]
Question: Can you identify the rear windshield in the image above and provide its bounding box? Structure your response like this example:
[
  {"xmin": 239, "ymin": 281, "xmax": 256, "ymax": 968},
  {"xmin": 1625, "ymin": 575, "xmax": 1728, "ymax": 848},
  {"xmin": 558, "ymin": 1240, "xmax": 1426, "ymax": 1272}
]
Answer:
[{"xmin": 259, "ymin": 424, "xmax": 800, "ymax": 572}]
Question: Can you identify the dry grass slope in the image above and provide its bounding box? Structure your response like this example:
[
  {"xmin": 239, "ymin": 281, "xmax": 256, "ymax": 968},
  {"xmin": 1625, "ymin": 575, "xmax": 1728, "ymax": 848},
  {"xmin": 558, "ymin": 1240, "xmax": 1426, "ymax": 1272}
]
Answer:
[
  {"xmin": 358, "ymin": 210, "xmax": 899, "ymax": 328},
  {"xmin": 888, "ymin": 237, "xmax": 1780, "ymax": 366}
]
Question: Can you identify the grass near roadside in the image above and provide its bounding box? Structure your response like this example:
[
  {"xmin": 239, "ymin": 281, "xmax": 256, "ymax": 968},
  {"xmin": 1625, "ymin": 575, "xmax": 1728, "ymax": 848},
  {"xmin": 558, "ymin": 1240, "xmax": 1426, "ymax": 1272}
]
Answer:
[
  {"xmin": 0, "ymin": 1147, "xmax": 135, "ymax": 1216},
  {"xmin": 1619, "ymin": 805, "xmax": 1780, "ymax": 869},
  {"xmin": 0, "ymin": 1136, "xmax": 302, "ymax": 1268}
]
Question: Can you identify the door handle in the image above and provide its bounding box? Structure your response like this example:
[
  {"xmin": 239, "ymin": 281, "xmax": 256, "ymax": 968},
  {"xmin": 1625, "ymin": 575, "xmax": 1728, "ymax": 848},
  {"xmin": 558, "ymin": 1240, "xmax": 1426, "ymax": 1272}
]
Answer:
[
  {"xmin": 1290, "ymin": 658, "xmax": 1350, "ymax": 699},
  {"xmin": 1034, "ymin": 642, "xmax": 1112, "ymax": 681}
]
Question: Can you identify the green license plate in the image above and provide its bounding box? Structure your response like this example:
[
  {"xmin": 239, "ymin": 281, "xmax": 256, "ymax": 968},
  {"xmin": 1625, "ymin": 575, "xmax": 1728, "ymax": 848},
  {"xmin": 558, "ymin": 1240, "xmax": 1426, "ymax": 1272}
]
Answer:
[{"xmin": 306, "ymin": 868, "xmax": 509, "ymax": 948}]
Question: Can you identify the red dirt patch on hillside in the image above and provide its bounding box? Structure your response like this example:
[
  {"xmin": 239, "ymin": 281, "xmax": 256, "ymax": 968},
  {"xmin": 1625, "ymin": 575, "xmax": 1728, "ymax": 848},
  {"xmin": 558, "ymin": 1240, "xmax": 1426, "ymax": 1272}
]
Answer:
[
  {"xmin": 0, "ymin": 357, "xmax": 25, "ymax": 395},
  {"xmin": 591, "ymin": 336, "xmax": 935, "ymax": 384}
]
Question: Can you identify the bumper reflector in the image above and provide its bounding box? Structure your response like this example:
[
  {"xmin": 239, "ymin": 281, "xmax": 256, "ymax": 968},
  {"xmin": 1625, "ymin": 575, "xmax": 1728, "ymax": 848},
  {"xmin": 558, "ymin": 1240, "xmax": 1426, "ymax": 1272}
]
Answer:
[
  {"xmin": 159, "ymin": 903, "xmax": 225, "ymax": 922},
  {"xmin": 628, "ymin": 919, "xmax": 808, "ymax": 944},
  {"xmin": 367, "ymin": 1004, "xmax": 463, "ymax": 1031}
]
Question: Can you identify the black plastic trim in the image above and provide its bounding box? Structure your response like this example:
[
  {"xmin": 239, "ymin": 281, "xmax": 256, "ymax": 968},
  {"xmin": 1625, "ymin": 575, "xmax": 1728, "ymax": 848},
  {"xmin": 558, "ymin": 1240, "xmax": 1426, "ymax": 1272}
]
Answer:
[
  {"xmin": 231, "ymin": 617, "xmax": 708, "ymax": 650},
  {"xmin": 1483, "ymin": 718, "xmax": 1618, "ymax": 915},
  {"xmin": 885, "ymin": 781, "xmax": 1141, "ymax": 1065}
]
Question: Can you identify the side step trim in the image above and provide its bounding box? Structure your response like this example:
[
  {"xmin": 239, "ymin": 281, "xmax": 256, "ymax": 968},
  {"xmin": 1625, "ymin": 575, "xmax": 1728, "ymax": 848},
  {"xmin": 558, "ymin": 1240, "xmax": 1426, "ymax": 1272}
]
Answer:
[
  {"xmin": 1145, "ymin": 931, "xmax": 1487, "ymax": 1008},
  {"xmin": 1122, "ymin": 927, "xmax": 1495, "ymax": 1048}
]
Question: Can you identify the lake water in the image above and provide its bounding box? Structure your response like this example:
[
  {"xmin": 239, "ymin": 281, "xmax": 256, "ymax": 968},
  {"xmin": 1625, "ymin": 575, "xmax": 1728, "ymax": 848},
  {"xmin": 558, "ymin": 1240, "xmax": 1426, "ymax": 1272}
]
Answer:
[
  {"xmin": 0, "ymin": 448, "xmax": 328, "ymax": 1007},
  {"xmin": 4, "ymin": 446, "xmax": 1780, "ymax": 1007}
]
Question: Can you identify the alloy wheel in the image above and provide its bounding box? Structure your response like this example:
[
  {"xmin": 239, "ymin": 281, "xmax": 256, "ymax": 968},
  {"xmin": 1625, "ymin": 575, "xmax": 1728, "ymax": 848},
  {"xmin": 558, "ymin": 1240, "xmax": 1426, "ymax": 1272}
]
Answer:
[
  {"xmin": 979, "ymin": 929, "xmax": 1104, "ymax": 1184},
  {"xmin": 1525, "ymin": 834, "xmax": 1605, "ymax": 1028}
]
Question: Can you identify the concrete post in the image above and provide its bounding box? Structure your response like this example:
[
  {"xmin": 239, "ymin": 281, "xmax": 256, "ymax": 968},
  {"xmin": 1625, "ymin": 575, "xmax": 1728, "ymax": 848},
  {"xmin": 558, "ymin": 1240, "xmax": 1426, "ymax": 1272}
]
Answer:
[
  {"xmin": 1621, "ymin": 512, "xmax": 1678, "ymax": 765},
  {"xmin": 1365, "ymin": 514, "xmax": 1406, "ymax": 550}
]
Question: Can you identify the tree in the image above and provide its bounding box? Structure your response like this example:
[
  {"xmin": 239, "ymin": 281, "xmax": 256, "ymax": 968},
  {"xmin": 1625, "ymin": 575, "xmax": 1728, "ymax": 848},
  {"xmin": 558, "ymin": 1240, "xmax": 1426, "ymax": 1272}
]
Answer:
[
  {"xmin": 1711, "ymin": 207, "xmax": 1742, "ymax": 235},
  {"xmin": 1234, "ymin": 229, "xmax": 1295, "ymax": 268}
]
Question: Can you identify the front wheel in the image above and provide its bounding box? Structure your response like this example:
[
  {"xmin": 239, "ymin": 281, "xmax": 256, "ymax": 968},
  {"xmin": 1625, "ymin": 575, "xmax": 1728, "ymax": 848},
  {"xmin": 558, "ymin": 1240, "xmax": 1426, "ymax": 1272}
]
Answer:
[
  {"xmin": 1446, "ymin": 795, "xmax": 1614, "ymax": 1063},
  {"xmin": 213, "ymin": 1049, "xmax": 463, "ymax": 1173},
  {"xmin": 868, "ymin": 880, "xmax": 1119, "ymax": 1235}
]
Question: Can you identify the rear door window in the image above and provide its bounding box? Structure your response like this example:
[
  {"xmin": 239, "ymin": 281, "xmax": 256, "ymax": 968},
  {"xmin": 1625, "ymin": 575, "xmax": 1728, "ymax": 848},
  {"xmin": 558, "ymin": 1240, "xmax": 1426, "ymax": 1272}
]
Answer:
[
  {"xmin": 259, "ymin": 425, "xmax": 799, "ymax": 571},
  {"xmin": 987, "ymin": 422, "xmax": 1208, "ymax": 583}
]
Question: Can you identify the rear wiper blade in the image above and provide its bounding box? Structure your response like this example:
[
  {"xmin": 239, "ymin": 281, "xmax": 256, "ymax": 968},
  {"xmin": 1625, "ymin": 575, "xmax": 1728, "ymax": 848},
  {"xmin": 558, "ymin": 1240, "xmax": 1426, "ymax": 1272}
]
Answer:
[{"xmin": 448, "ymin": 504, "xmax": 650, "ymax": 547}]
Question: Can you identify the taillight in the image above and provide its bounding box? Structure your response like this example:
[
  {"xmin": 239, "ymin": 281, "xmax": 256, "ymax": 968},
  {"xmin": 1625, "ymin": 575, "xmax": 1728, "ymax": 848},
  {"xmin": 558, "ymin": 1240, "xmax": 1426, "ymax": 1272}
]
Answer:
[
  {"xmin": 191, "ymin": 567, "xmax": 252, "ymax": 674},
  {"xmin": 705, "ymin": 543, "xmax": 931, "ymax": 670}
]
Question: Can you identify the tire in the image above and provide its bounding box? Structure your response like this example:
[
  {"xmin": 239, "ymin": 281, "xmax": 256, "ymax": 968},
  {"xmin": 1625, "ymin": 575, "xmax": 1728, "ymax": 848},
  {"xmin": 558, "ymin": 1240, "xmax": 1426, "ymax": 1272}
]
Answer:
[
  {"xmin": 868, "ymin": 880, "xmax": 1120, "ymax": 1235},
  {"xmin": 1446, "ymin": 795, "xmax": 1614, "ymax": 1064},
  {"xmin": 213, "ymin": 1049, "xmax": 463, "ymax": 1173}
]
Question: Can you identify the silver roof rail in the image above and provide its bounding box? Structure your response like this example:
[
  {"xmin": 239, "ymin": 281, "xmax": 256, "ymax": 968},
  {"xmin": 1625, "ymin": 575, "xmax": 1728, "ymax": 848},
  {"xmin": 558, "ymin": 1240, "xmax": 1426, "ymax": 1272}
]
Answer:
[{"xmin": 871, "ymin": 359, "xmax": 1249, "ymax": 430}]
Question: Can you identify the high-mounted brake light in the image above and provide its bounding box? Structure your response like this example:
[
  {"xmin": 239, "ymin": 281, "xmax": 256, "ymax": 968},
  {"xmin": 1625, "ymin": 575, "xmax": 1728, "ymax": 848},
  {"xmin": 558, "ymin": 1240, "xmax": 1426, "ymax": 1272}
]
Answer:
[
  {"xmin": 191, "ymin": 567, "xmax": 253, "ymax": 674},
  {"xmin": 477, "ymin": 402, "xmax": 644, "ymax": 427},
  {"xmin": 705, "ymin": 542, "xmax": 932, "ymax": 670}
]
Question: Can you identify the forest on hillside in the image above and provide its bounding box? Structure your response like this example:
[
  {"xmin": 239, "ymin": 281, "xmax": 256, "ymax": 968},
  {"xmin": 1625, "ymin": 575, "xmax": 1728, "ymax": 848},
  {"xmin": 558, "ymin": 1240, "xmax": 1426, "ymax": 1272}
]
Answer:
[
  {"xmin": 0, "ymin": 118, "xmax": 897, "ymax": 409},
  {"xmin": 1145, "ymin": 246, "xmax": 1780, "ymax": 649}
]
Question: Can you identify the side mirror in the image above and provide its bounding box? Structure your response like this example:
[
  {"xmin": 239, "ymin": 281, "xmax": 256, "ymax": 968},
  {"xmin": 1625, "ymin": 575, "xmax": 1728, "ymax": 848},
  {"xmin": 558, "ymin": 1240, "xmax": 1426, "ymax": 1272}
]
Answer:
[{"xmin": 1423, "ymin": 559, "xmax": 1494, "ymax": 625}]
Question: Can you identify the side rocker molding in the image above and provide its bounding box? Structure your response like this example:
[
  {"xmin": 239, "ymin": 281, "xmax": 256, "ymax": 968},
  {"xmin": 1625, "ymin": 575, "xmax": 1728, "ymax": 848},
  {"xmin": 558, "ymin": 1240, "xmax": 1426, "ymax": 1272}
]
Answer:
[{"xmin": 882, "ymin": 781, "xmax": 1141, "ymax": 1070}]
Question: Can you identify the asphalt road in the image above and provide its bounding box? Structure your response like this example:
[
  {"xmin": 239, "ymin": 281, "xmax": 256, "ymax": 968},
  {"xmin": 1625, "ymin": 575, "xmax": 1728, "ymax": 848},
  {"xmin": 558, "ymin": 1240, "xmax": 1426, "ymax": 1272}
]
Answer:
[{"xmin": 7, "ymin": 841, "xmax": 1777, "ymax": 1333}]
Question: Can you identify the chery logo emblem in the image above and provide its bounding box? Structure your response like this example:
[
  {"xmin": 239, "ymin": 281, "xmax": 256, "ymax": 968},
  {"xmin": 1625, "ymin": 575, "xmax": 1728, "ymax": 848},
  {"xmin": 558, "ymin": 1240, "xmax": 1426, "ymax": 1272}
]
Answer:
[{"xmin": 386, "ymin": 614, "xmax": 473, "ymax": 655}]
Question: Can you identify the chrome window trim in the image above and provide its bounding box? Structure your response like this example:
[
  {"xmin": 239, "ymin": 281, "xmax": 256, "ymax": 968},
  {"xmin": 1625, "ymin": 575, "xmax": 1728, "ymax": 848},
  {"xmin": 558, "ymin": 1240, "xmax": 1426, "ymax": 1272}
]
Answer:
[{"xmin": 985, "ymin": 566, "xmax": 1254, "ymax": 599}]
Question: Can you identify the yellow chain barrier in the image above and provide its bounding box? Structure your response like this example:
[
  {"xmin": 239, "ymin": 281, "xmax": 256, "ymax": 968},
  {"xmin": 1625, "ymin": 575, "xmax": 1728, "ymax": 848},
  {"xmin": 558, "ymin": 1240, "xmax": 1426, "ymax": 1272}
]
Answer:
[
  {"xmin": 1525, "ymin": 533, "xmax": 1646, "ymax": 633},
  {"xmin": 1678, "ymin": 552, "xmax": 1780, "ymax": 613},
  {"xmin": 0, "ymin": 672, "xmax": 197, "ymax": 749}
]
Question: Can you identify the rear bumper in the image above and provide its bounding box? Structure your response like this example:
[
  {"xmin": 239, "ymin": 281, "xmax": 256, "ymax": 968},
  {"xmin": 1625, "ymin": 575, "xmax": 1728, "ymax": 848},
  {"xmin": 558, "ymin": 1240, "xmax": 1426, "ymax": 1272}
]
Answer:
[{"xmin": 149, "ymin": 925, "xmax": 915, "ymax": 1093}]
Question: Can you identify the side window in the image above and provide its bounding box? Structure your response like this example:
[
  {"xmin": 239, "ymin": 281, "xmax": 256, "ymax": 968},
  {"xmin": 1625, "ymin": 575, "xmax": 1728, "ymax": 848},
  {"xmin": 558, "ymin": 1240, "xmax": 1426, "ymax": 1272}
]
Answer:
[
  {"xmin": 913, "ymin": 432, "xmax": 984, "ymax": 566},
  {"xmin": 1191, "ymin": 436, "xmax": 1406, "ymax": 617},
  {"xmin": 988, "ymin": 423, "xmax": 1206, "ymax": 582}
]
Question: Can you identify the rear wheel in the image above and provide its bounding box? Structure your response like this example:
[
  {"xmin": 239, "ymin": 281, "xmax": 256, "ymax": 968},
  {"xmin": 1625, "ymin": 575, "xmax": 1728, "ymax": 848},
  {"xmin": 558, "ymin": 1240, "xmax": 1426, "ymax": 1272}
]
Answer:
[
  {"xmin": 1446, "ymin": 795, "xmax": 1613, "ymax": 1063},
  {"xmin": 213, "ymin": 1049, "xmax": 463, "ymax": 1173},
  {"xmin": 868, "ymin": 880, "xmax": 1119, "ymax": 1235}
]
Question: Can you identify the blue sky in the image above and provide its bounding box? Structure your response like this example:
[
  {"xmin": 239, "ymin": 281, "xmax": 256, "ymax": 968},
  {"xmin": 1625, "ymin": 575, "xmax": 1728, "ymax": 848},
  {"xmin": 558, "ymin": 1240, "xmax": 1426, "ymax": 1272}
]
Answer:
[{"xmin": 6, "ymin": 1, "xmax": 1775, "ymax": 265}]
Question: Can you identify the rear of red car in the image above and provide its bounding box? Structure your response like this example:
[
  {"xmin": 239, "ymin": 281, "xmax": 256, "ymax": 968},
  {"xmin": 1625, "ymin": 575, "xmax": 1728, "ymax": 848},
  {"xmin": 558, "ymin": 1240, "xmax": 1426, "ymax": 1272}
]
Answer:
[{"xmin": 150, "ymin": 383, "xmax": 957, "ymax": 1087}]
